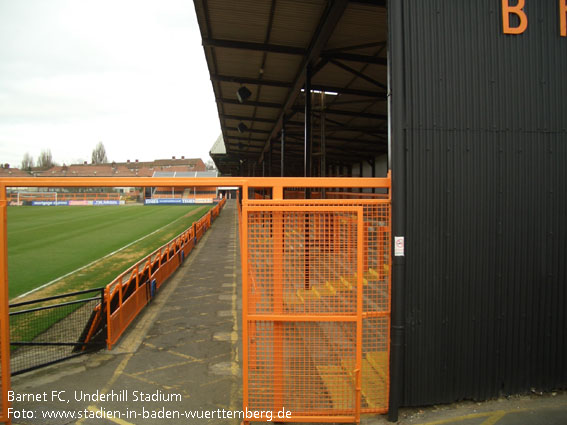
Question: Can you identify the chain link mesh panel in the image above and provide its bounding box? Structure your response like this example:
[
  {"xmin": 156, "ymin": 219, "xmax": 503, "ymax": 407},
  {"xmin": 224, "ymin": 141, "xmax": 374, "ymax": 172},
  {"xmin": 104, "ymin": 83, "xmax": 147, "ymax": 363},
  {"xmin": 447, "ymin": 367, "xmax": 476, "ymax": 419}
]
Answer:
[{"xmin": 243, "ymin": 199, "xmax": 390, "ymax": 422}]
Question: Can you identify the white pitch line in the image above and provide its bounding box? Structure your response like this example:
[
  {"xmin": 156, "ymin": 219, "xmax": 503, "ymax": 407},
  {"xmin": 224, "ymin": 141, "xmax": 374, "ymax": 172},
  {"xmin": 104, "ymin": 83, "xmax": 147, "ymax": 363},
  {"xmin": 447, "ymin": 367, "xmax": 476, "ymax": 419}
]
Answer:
[{"xmin": 13, "ymin": 209, "xmax": 199, "ymax": 301}]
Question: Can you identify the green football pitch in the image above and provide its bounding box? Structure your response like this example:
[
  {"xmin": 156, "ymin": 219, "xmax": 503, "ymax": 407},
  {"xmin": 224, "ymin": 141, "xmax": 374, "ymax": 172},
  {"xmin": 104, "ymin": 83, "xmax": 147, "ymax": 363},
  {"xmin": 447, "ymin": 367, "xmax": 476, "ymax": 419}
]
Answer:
[{"xmin": 7, "ymin": 205, "xmax": 209, "ymax": 299}]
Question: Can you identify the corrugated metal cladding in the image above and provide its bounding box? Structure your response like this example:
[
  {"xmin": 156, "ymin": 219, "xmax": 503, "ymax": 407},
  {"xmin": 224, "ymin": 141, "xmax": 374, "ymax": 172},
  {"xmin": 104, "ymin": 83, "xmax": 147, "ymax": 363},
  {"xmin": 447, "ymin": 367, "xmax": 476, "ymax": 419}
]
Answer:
[{"xmin": 397, "ymin": 0, "xmax": 567, "ymax": 406}]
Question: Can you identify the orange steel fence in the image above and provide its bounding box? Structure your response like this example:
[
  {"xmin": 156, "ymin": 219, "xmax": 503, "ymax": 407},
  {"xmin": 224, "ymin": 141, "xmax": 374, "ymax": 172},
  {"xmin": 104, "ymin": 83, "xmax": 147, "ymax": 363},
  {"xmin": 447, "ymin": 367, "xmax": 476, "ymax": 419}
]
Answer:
[
  {"xmin": 0, "ymin": 176, "xmax": 390, "ymax": 424},
  {"xmin": 240, "ymin": 176, "xmax": 391, "ymax": 424},
  {"xmin": 0, "ymin": 178, "xmax": 226, "ymax": 424},
  {"xmin": 98, "ymin": 198, "xmax": 226, "ymax": 349}
]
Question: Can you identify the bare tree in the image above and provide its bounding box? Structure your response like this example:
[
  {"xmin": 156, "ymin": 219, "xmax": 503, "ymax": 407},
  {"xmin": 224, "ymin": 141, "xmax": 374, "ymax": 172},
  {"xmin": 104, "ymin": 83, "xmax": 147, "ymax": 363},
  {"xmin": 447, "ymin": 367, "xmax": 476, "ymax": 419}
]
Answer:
[
  {"xmin": 20, "ymin": 152, "xmax": 34, "ymax": 171},
  {"xmin": 91, "ymin": 141, "xmax": 108, "ymax": 164},
  {"xmin": 37, "ymin": 149, "xmax": 54, "ymax": 169}
]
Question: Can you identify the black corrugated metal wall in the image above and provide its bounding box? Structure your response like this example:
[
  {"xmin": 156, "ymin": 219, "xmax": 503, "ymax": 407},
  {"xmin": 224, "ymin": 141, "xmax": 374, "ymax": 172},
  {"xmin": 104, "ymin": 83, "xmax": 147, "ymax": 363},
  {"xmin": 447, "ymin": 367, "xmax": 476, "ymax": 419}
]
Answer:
[{"xmin": 397, "ymin": 0, "xmax": 567, "ymax": 406}]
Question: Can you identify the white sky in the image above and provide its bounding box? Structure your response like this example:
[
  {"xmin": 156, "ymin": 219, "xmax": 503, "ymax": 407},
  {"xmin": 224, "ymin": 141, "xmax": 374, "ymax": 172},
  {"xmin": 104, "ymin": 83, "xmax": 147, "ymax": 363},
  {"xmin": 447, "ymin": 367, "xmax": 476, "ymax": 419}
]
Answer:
[{"xmin": 0, "ymin": 0, "xmax": 220, "ymax": 168}]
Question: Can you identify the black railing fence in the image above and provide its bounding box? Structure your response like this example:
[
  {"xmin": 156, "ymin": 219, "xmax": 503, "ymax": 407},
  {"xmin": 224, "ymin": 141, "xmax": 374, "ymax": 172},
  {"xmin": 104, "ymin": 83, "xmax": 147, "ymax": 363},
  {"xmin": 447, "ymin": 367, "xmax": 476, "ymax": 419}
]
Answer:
[{"xmin": 9, "ymin": 288, "xmax": 106, "ymax": 375}]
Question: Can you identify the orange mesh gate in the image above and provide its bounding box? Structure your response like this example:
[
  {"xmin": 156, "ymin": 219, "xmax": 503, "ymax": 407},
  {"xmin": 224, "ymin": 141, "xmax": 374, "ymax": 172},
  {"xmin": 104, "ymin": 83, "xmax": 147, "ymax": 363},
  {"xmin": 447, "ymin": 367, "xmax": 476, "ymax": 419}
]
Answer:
[{"xmin": 241, "ymin": 177, "xmax": 391, "ymax": 423}]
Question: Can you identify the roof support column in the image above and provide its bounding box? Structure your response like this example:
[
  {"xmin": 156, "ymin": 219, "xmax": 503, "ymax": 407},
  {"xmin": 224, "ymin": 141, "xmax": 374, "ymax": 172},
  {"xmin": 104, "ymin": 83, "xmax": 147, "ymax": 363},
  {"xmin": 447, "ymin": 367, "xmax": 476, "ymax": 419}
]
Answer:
[
  {"xmin": 389, "ymin": 0, "xmax": 408, "ymax": 421},
  {"xmin": 368, "ymin": 158, "xmax": 376, "ymax": 193},
  {"xmin": 304, "ymin": 64, "xmax": 312, "ymax": 178},
  {"xmin": 280, "ymin": 122, "xmax": 286, "ymax": 177},
  {"xmin": 359, "ymin": 161, "xmax": 364, "ymax": 192},
  {"xmin": 320, "ymin": 92, "xmax": 326, "ymax": 178},
  {"xmin": 268, "ymin": 139, "xmax": 272, "ymax": 177}
]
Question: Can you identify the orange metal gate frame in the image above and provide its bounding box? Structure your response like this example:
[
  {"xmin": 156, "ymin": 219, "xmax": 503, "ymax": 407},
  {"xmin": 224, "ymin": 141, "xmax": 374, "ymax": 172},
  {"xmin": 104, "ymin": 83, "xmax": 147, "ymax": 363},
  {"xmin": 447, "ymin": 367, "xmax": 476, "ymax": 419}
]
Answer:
[
  {"xmin": 240, "ymin": 176, "xmax": 391, "ymax": 424},
  {"xmin": 0, "ymin": 176, "xmax": 390, "ymax": 425}
]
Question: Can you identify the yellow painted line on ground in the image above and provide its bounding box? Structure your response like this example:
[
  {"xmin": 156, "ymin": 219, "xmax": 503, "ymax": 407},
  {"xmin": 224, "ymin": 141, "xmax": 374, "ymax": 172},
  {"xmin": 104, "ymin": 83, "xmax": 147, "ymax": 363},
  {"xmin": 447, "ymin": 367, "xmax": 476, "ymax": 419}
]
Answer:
[
  {"xmin": 130, "ymin": 359, "xmax": 202, "ymax": 376},
  {"xmin": 417, "ymin": 408, "xmax": 527, "ymax": 425},
  {"xmin": 210, "ymin": 351, "xmax": 231, "ymax": 360},
  {"xmin": 480, "ymin": 411, "xmax": 507, "ymax": 425},
  {"xmin": 166, "ymin": 350, "xmax": 204, "ymax": 362},
  {"xmin": 416, "ymin": 412, "xmax": 498, "ymax": 425},
  {"xmin": 200, "ymin": 376, "xmax": 231, "ymax": 387},
  {"xmin": 76, "ymin": 353, "xmax": 134, "ymax": 425}
]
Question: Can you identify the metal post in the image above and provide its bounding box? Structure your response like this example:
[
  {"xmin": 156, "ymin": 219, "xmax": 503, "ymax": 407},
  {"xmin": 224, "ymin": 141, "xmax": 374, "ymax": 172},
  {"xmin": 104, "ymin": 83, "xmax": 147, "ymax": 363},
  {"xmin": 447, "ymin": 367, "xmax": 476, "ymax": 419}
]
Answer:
[
  {"xmin": 268, "ymin": 139, "xmax": 272, "ymax": 177},
  {"xmin": 304, "ymin": 66, "xmax": 312, "ymax": 288},
  {"xmin": 388, "ymin": 0, "xmax": 407, "ymax": 421},
  {"xmin": 320, "ymin": 92, "xmax": 326, "ymax": 178},
  {"xmin": 0, "ymin": 184, "xmax": 11, "ymax": 425},
  {"xmin": 360, "ymin": 162, "xmax": 364, "ymax": 193},
  {"xmin": 370, "ymin": 158, "xmax": 376, "ymax": 194},
  {"xmin": 280, "ymin": 123, "xmax": 285, "ymax": 177},
  {"xmin": 304, "ymin": 64, "xmax": 312, "ymax": 179}
]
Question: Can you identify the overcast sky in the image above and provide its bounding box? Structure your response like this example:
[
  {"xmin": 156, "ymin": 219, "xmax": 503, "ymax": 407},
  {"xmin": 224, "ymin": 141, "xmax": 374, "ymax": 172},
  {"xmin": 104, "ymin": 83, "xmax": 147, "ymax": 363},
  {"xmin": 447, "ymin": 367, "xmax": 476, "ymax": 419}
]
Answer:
[{"xmin": 0, "ymin": 0, "xmax": 220, "ymax": 168}]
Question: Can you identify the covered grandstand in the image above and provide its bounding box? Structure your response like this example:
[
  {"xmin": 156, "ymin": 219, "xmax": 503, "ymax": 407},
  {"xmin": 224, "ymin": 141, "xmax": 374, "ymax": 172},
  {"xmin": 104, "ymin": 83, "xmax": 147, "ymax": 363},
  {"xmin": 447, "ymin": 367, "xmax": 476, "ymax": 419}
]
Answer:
[{"xmin": 149, "ymin": 170, "xmax": 219, "ymax": 202}]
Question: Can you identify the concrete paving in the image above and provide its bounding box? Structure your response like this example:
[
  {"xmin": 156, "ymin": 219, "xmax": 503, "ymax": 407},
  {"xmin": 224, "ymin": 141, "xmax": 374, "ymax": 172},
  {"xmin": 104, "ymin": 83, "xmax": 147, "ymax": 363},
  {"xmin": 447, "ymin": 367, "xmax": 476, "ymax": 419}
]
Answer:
[
  {"xmin": 9, "ymin": 200, "xmax": 567, "ymax": 425},
  {"xmin": 11, "ymin": 200, "xmax": 243, "ymax": 425}
]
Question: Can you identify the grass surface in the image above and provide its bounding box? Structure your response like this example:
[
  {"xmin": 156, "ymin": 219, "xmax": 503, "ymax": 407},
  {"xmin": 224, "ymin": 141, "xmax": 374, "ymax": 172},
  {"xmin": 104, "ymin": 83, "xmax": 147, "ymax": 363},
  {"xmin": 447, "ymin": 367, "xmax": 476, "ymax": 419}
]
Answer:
[{"xmin": 8, "ymin": 205, "xmax": 210, "ymax": 299}]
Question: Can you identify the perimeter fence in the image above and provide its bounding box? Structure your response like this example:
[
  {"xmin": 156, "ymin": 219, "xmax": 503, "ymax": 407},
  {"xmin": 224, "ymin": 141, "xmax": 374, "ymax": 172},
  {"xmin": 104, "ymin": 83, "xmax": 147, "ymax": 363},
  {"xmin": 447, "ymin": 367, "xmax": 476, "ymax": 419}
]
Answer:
[
  {"xmin": 0, "ymin": 176, "xmax": 390, "ymax": 425},
  {"xmin": 9, "ymin": 288, "xmax": 105, "ymax": 375}
]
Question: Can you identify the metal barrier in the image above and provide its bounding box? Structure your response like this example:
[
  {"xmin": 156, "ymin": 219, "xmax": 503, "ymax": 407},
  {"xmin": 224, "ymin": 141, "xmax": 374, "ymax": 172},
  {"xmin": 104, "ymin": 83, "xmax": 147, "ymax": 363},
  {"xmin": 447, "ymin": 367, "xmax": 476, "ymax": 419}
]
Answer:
[
  {"xmin": 0, "ymin": 176, "xmax": 389, "ymax": 424},
  {"xmin": 9, "ymin": 288, "xmax": 106, "ymax": 375},
  {"xmin": 0, "ymin": 178, "xmax": 229, "ymax": 425},
  {"xmin": 240, "ymin": 177, "xmax": 391, "ymax": 424},
  {"xmin": 103, "ymin": 198, "xmax": 226, "ymax": 348}
]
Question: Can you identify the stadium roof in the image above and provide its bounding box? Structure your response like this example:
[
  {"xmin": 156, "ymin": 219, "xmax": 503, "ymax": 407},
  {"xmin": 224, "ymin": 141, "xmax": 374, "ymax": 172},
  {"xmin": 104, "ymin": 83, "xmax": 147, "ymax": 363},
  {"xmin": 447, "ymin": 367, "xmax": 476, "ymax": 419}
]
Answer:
[
  {"xmin": 210, "ymin": 134, "xmax": 227, "ymax": 155},
  {"xmin": 195, "ymin": 0, "xmax": 387, "ymax": 176},
  {"xmin": 152, "ymin": 171, "xmax": 218, "ymax": 178}
]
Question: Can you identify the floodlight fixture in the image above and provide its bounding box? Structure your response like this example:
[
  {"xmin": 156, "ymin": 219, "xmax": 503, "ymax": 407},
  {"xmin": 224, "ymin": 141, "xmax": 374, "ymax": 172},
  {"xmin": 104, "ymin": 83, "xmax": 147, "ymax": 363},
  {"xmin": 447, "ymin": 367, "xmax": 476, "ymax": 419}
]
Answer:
[
  {"xmin": 237, "ymin": 122, "xmax": 249, "ymax": 133},
  {"xmin": 237, "ymin": 86, "xmax": 252, "ymax": 103}
]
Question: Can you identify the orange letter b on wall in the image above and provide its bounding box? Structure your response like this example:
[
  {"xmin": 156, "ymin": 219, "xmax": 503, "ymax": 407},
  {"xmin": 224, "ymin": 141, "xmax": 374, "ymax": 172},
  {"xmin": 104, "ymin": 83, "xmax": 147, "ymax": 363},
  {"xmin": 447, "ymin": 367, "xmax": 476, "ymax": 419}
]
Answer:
[{"xmin": 502, "ymin": 0, "xmax": 528, "ymax": 34}]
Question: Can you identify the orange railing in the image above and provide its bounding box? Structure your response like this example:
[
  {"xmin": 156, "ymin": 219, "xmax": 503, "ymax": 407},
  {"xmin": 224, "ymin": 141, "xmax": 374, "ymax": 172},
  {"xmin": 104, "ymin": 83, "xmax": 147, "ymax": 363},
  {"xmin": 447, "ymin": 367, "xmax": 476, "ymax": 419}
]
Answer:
[
  {"xmin": 0, "ymin": 176, "xmax": 391, "ymax": 424},
  {"xmin": 103, "ymin": 198, "xmax": 226, "ymax": 348}
]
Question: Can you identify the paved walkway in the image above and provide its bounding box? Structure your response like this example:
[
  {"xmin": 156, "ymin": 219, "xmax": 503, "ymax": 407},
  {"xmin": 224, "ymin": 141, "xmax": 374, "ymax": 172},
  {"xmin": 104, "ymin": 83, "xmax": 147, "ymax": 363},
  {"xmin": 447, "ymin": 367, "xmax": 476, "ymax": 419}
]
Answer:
[
  {"xmin": 11, "ymin": 200, "xmax": 243, "ymax": 425},
  {"xmin": 9, "ymin": 199, "xmax": 567, "ymax": 425}
]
